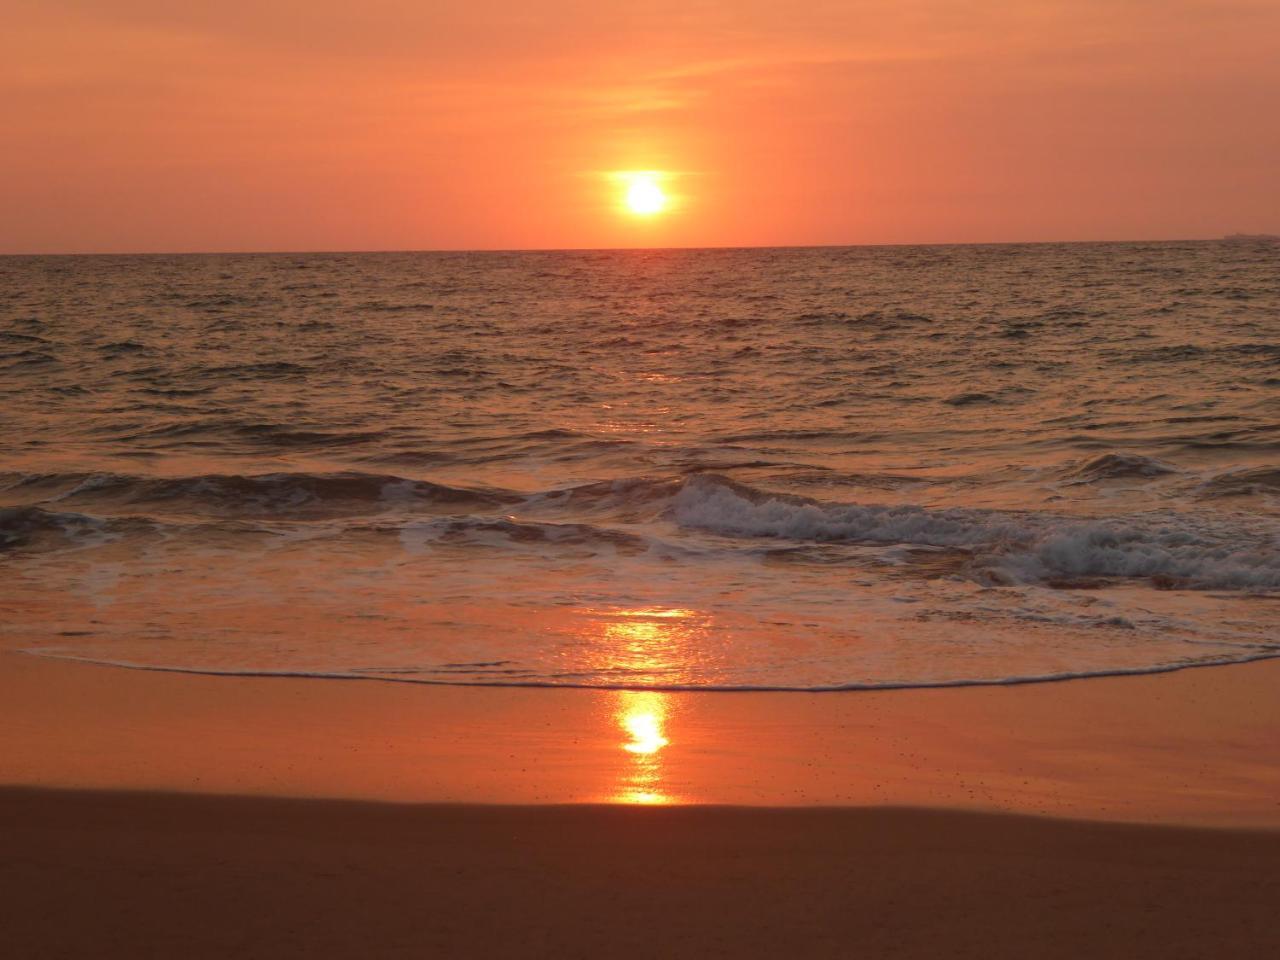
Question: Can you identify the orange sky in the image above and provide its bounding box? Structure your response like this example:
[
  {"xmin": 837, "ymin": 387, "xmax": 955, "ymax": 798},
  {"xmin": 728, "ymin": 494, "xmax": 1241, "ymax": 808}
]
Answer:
[{"xmin": 3, "ymin": 1, "xmax": 1278, "ymax": 253}]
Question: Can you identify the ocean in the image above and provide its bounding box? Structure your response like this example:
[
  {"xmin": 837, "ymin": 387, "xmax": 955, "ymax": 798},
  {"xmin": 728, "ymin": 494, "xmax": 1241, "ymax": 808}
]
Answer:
[{"xmin": 2, "ymin": 241, "xmax": 1278, "ymax": 690}]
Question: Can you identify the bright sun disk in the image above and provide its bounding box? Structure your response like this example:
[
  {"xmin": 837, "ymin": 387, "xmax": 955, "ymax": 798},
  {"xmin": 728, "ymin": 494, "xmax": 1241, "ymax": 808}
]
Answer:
[{"xmin": 623, "ymin": 174, "xmax": 667, "ymax": 216}]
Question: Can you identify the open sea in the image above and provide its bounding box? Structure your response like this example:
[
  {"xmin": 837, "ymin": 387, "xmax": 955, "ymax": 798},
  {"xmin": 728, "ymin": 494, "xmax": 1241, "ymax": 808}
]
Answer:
[{"xmin": 2, "ymin": 241, "xmax": 1278, "ymax": 690}]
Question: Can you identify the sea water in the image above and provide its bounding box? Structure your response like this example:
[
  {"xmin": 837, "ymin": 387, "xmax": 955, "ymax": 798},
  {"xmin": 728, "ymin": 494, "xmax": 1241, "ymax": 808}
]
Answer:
[{"xmin": 2, "ymin": 242, "xmax": 1278, "ymax": 689}]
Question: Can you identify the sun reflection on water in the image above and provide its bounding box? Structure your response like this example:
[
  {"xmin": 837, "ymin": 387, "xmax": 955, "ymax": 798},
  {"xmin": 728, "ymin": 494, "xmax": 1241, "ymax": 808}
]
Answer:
[
  {"xmin": 591, "ymin": 606, "xmax": 707, "ymax": 684},
  {"xmin": 577, "ymin": 607, "xmax": 702, "ymax": 805}
]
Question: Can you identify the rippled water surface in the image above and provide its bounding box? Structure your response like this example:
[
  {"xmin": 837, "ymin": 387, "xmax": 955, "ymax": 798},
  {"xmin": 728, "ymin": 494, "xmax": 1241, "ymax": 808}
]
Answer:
[{"xmin": 2, "ymin": 242, "xmax": 1278, "ymax": 688}]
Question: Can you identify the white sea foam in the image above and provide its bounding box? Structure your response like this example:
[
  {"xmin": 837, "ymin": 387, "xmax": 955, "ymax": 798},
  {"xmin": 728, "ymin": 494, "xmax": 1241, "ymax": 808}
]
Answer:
[{"xmin": 671, "ymin": 475, "xmax": 1280, "ymax": 589}]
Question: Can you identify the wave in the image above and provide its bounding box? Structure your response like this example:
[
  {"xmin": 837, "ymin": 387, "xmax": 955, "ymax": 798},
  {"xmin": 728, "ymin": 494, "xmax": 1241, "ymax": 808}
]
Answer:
[
  {"xmin": 196, "ymin": 361, "xmax": 310, "ymax": 378},
  {"xmin": 943, "ymin": 392, "xmax": 998, "ymax": 406},
  {"xmin": 391, "ymin": 515, "xmax": 656, "ymax": 554},
  {"xmin": 670, "ymin": 475, "xmax": 1280, "ymax": 590},
  {"xmin": 524, "ymin": 476, "xmax": 685, "ymax": 515},
  {"xmin": 0, "ymin": 470, "xmax": 520, "ymax": 518},
  {"xmin": 1062, "ymin": 453, "xmax": 1178, "ymax": 483},
  {"xmin": 795, "ymin": 308, "xmax": 933, "ymax": 329},
  {"xmin": 0, "ymin": 506, "xmax": 129, "ymax": 550},
  {"xmin": 1198, "ymin": 467, "xmax": 1280, "ymax": 498},
  {"xmin": 97, "ymin": 419, "xmax": 397, "ymax": 450},
  {"xmin": 5, "ymin": 468, "xmax": 1278, "ymax": 590},
  {"xmin": 711, "ymin": 429, "xmax": 883, "ymax": 445}
]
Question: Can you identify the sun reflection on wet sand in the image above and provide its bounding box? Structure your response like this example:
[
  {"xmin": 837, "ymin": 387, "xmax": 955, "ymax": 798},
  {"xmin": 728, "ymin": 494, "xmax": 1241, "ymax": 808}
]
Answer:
[
  {"xmin": 613, "ymin": 690, "xmax": 675, "ymax": 804},
  {"xmin": 621, "ymin": 704, "xmax": 668, "ymax": 755}
]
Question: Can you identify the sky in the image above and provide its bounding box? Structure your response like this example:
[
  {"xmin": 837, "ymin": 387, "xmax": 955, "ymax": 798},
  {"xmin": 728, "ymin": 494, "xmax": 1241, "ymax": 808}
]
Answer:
[{"xmin": 2, "ymin": 0, "xmax": 1278, "ymax": 253}]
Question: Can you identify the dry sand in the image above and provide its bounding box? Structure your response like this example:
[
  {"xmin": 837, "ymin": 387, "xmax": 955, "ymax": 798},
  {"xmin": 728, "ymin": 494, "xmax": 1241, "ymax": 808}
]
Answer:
[{"xmin": 3, "ymin": 787, "xmax": 1279, "ymax": 959}]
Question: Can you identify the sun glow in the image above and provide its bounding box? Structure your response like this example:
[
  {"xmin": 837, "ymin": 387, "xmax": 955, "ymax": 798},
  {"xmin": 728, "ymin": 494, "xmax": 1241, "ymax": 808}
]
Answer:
[{"xmin": 617, "ymin": 172, "xmax": 669, "ymax": 216}]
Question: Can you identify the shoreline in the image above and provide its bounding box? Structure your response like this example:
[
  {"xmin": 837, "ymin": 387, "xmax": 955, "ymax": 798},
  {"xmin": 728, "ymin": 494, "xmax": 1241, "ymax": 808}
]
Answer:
[
  {"xmin": 22, "ymin": 645, "xmax": 1280, "ymax": 692},
  {"xmin": 4, "ymin": 649, "xmax": 1279, "ymax": 826},
  {"xmin": 4, "ymin": 786, "xmax": 1279, "ymax": 959}
]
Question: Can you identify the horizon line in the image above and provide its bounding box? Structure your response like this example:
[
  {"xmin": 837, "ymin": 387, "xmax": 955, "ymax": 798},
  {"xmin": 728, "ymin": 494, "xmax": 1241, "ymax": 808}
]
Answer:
[{"xmin": 0, "ymin": 234, "xmax": 1272, "ymax": 258}]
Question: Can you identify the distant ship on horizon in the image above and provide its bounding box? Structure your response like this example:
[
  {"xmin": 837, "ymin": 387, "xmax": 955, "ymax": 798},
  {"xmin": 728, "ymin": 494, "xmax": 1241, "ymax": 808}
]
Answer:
[{"xmin": 1223, "ymin": 232, "xmax": 1280, "ymax": 241}]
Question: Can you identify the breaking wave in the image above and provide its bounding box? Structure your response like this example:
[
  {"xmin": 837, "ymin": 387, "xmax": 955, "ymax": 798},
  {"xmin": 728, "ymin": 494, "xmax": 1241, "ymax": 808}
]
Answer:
[
  {"xmin": 5, "ymin": 468, "xmax": 1278, "ymax": 591},
  {"xmin": 670, "ymin": 475, "xmax": 1280, "ymax": 590}
]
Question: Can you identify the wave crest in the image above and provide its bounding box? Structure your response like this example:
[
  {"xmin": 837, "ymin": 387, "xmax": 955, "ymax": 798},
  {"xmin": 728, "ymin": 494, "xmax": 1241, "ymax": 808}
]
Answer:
[
  {"xmin": 1063, "ymin": 453, "xmax": 1178, "ymax": 483},
  {"xmin": 671, "ymin": 474, "xmax": 1280, "ymax": 589},
  {"xmin": 0, "ymin": 505, "xmax": 125, "ymax": 549},
  {"xmin": 0, "ymin": 470, "xmax": 519, "ymax": 518},
  {"xmin": 1198, "ymin": 467, "xmax": 1280, "ymax": 498}
]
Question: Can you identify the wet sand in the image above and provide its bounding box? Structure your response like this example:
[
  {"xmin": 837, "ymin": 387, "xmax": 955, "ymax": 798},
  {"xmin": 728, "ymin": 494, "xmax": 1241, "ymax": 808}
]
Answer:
[
  {"xmin": 4, "ymin": 786, "xmax": 1279, "ymax": 959},
  {"xmin": 3, "ymin": 651, "xmax": 1279, "ymax": 824}
]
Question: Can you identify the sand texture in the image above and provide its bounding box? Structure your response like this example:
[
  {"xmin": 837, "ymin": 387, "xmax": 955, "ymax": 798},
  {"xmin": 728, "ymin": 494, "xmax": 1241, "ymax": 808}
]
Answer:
[{"xmin": 4, "ymin": 787, "xmax": 1279, "ymax": 959}]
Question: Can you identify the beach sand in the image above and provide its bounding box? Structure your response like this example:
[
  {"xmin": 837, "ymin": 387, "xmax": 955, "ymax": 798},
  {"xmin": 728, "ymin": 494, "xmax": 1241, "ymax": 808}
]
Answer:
[
  {"xmin": 3, "ymin": 652, "xmax": 1279, "ymax": 957},
  {"xmin": 3, "ymin": 651, "xmax": 1279, "ymax": 823},
  {"xmin": 4, "ymin": 788, "xmax": 1279, "ymax": 959}
]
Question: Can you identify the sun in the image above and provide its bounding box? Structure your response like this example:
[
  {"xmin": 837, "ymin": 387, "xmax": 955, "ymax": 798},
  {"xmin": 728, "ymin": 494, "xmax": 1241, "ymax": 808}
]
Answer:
[
  {"xmin": 625, "ymin": 176, "xmax": 666, "ymax": 216},
  {"xmin": 619, "ymin": 172, "xmax": 668, "ymax": 216}
]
